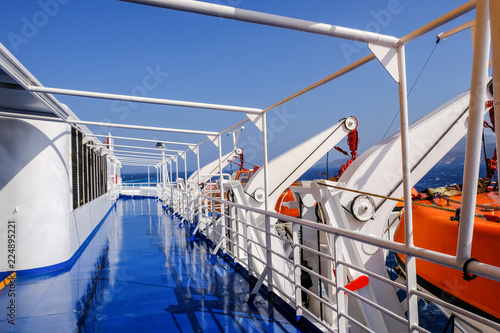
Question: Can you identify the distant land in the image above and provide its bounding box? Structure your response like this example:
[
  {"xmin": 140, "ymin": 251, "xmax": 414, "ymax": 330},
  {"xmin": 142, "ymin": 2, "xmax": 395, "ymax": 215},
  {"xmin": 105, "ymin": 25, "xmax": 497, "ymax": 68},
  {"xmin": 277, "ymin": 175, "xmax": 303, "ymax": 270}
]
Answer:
[
  {"xmin": 313, "ymin": 135, "xmax": 497, "ymax": 171},
  {"xmin": 438, "ymin": 135, "xmax": 496, "ymax": 164}
]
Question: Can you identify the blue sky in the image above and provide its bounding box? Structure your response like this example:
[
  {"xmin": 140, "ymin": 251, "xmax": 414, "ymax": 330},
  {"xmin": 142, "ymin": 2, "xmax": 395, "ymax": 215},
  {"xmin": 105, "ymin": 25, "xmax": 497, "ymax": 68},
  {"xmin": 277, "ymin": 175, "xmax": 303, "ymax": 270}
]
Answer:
[{"xmin": 0, "ymin": 0, "xmax": 478, "ymax": 173}]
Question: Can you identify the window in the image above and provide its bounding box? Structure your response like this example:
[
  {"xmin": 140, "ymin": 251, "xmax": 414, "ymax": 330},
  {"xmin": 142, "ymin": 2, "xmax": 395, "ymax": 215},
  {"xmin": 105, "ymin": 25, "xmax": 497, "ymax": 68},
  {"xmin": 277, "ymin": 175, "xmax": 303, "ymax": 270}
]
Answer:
[{"xmin": 71, "ymin": 128, "xmax": 109, "ymax": 209}]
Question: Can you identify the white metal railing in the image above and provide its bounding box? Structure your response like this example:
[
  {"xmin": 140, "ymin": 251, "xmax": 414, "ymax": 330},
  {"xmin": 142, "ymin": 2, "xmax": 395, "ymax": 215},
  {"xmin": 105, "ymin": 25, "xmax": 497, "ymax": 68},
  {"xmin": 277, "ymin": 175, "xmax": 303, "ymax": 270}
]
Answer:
[
  {"xmin": 160, "ymin": 184, "xmax": 500, "ymax": 333},
  {"xmin": 120, "ymin": 183, "xmax": 158, "ymax": 197}
]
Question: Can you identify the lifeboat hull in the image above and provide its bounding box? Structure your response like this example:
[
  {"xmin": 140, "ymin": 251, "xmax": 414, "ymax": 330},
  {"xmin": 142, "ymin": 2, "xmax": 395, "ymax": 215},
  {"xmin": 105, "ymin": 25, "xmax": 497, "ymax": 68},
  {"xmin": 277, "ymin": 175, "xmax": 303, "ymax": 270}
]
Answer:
[{"xmin": 394, "ymin": 192, "xmax": 500, "ymax": 324}]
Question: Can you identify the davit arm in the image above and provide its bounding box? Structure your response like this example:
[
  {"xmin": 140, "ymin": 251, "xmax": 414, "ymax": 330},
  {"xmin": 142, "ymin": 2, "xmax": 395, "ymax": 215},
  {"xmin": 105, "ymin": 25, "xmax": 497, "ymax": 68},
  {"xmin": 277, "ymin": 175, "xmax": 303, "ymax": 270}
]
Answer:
[{"xmin": 242, "ymin": 116, "xmax": 358, "ymax": 210}]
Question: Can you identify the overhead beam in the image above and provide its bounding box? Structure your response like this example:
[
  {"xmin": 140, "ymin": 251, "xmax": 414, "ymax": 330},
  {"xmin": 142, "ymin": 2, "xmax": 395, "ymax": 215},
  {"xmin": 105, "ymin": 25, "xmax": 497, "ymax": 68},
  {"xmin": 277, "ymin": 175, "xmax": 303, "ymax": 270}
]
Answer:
[
  {"xmin": 95, "ymin": 143, "xmax": 184, "ymax": 153},
  {"xmin": 68, "ymin": 118, "xmax": 218, "ymax": 136},
  {"xmin": 98, "ymin": 148, "xmax": 166, "ymax": 157},
  {"xmin": 85, "ymin": 133, "xmax": 197, "ymax": 147},
  {"xmin": 114, "ymin": 155, "xmax": 164, "ymax": 162},
  {"xmin": 0, "ymin": 110, "xmax": 218, "ymax": 135},
  {"xmin": 26, "ymin": 86, "xmax": 262, "ymax": 114},
  {"xmin": 399, "ymin": 0, "xmax": 476, "ymax": 45},
  {"xmin": 121, "ymin": 0, "xmax": 399, "ymax": 47}
]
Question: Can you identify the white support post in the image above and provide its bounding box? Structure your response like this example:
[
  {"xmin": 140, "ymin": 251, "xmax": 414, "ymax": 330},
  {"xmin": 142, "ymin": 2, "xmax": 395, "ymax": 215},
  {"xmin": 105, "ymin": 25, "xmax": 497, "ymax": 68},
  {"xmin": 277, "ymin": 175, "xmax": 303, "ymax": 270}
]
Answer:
[
  {"xmin": 230, "ymin": 204, "xmax": 237, "ymax": 259},
  {"xmin": 113, "ymin": 162, "xmax": 117, "ymax": 197},
  {"xmin": 173, "ymin": 157, "xmax": 178, "ymax": 212},
  {"xmin": 169, "ymin": 159, "xmax": 173, "ymax": 210},
  {"xmin": 217, "ymin": 134, "xmax": 226, "ymax": 254},
  {"xmin": 196, "ymin": 146, "xmax": 202, "ymax": 230},
  {"xmin": 261, "ymin": 113, "xmax": 273, "ymax": 295},
  {"xmin": 155, "ymin": 166, "xmax": 159, "ymax": 198},
  {"xmin": 397, "ymin": 44, "xmax": 419, "ymax": 332},
  {"xmin": 210, "ymin": 196, "xmax": 215, "ymax": 240},
  {"xmin": 246, "ymin": 217, "xmax": 253, "ymax": 279},
  {"xmin": 169, "ymin": 159, "xmax": 172, "ymax": 187},
  {"xmin": 184, "ymin": 153, "xmax": 188, "ymax": 185},
  {"xmin": 292, "ymin": 222, "xmax": 302, "ymax": 320},
  {"xmin": 174, "ymin": 157, "xmax": 179, "ymax": 184},
  {"xmin": 334, "ymin": 234, "xmax": 347, "ymax": 333},
  {"xmin": 156, "ymin": 164, "xmax": 159, "ymax": 187},
  {"xmin": 184, "ymin": 153, "xmax": 189, "ymax": 220},
  {"xmin": 457, "ymin": 0, "xmax": 491, "ymax": 263},
  {"xmin": 162, "ymin": 151, "xmax": 166, "ymax": 192}
]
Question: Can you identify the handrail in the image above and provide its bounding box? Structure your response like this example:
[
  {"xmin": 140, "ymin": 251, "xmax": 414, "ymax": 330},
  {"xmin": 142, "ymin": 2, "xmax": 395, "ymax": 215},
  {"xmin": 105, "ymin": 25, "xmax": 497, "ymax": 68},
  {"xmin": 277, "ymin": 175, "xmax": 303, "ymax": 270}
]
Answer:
[
  {"xmin": 180, "ymin": 189, "xmax": 500, "ymax": 332},
  {"xmin": 198, "ymin": 193, "xmax": 500, "ymax": 283}
]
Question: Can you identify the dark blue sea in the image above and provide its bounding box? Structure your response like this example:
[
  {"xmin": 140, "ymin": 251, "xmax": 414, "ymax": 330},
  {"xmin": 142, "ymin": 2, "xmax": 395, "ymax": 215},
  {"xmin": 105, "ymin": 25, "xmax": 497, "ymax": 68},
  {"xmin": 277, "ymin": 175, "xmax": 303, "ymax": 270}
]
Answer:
[
  {"xmin": 299, "ymin": 162, "xmax": 495, "ymax": 191},
  {"xmin": 124, "ymin": 163, "xmax": 494, "ymax": 191}
]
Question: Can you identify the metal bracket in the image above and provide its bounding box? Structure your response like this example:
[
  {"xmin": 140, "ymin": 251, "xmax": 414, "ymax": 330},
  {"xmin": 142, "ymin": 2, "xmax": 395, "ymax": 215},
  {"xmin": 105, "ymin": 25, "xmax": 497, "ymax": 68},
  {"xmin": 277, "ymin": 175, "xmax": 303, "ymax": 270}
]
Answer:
[
  {"xmin": 207, "ymin": 134, "xmax": 219, "ymax": 147},
  {"xmin": 368, "ymin": 43, "xmax": 400, "ymax": 83},
  {"xmin": 246, "ymin": 113, "xmax": 263, "ymax": 131}
]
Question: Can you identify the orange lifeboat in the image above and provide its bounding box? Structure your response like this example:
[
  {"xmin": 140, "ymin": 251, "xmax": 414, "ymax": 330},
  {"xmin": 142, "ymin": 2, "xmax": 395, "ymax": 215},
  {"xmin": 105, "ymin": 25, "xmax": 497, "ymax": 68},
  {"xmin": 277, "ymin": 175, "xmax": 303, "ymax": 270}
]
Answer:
[{"xmin": 394, "ymin": 186, "xmax": 500, "ymax": 323}]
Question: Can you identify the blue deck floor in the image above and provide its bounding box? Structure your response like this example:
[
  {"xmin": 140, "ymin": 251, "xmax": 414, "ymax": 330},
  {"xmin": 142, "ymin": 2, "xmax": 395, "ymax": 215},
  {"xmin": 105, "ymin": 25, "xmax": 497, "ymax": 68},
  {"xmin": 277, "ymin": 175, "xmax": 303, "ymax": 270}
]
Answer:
[{"xmin": 0, "ymin": 198, "xmax": 306, "ymax": 332}]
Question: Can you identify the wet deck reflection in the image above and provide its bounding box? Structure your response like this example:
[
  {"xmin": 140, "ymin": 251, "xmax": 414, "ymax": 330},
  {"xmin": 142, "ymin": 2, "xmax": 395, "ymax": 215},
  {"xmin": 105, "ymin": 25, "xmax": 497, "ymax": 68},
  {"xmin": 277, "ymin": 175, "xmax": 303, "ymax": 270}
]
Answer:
[{"xmin": 0, "ymin": 198, "xmax": 303, "ymax": 332}]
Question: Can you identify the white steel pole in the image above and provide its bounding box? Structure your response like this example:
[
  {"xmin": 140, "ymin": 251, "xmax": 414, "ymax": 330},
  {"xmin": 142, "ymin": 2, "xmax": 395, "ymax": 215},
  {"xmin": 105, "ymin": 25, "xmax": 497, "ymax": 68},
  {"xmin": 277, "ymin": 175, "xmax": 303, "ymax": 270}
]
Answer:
[
  {"xmin": 109, "ymin": 149, "xmax": 165, "ymax": 156},
  {"xmin": 196, "ymin": 147, "xmax": 201, "ymax": 185},
  {"xmin": 68, "ymin": 118, "xmax": 218, "ymax": 136},
  {"xmin": 113, "ymin": 162, "xmax": 117, "ymax": 195},
  {"xmin": 184, "ymin": 152, "xmax": 188, "ymax": 220},
  {"xmin": 184, "ymin": 153, "xmax": 188, "ymax": 184},
  {"xmin": 26, "ymin": 85, "xmax": 262, "ymax": 114},
  {"xmin": 96, "ymin": 143, "xmax": 183, "ymax": 153},
  {"xmin": 112, "ymin": 155, "xmax": 163, "ymax": 162},
  {"xmin": 196, "ymin": 146, "xmax": 202, "ymax": 227},
  {"xmin": 457, "ymin": 0, "xmax": 491, "ymax": 263},
  {"xmin": 397, "ymin": 44, "xmax": 419, "ymax": 331},
  {"xmin": 162, "ymin": 151, "xmax": 166, "ymax": 190},
  {"xmin": 169, "ymin": 160, "xmax": 172, "ymax": 187},
  {"xmin": 121, "ymin": 0, "xmax": 398, "ymax": 47},
  {"xmin": 168, "ymin": 159, "xmax": 172, "ymax": 206},
  {"xmin": 490, "ymin": 0, "xmax": 500, "ymax": 189},
  {"xmin": 218, "ymin": 134, "xmax": 226, "ymax": 253},
  {"xmin": 261, "ymin": 113, "xmax": 273, "ymax": 294},
  {"xmin": 399, "ymin": 1, "xmax": 476, "ymax": 45},
  {"xmin": 86, "ymin": 134, "xmax": 197, "ymax": 147},
  {"xmin": 158, "ymin": 163, "xmax": 161, "ymax": 196},
  {"xmin": 175, "ymin": 157, "xmax": 179, "ymax": 183}
]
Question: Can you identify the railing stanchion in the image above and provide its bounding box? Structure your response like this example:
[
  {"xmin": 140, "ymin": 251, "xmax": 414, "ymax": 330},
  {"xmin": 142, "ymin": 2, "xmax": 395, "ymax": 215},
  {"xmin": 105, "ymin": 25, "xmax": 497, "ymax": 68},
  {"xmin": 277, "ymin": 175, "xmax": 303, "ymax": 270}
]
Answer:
[
  {"xmin": 210, "ymin": 198, "xmax": 215, "ymax": 241},
  {"xmin": 334, "ymin": 234, "xmax": 347, "ymax": 333},
  {"xmin": 293, "ymin": 222, "xmax": 302, "ymax": 320},
  {"xmin": 245, "ymin": 207, "xmax": 253, "ymax": 279},
  {"xmin": 230, "ymin": 202, "xmax": 237, "ymax": 259}
]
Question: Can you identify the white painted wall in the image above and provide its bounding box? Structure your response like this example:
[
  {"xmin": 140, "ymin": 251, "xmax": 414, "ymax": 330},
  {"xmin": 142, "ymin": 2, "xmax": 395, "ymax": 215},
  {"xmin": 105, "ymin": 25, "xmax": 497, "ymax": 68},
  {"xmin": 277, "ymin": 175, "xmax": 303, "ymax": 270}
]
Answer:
[{"xmin": 0, "ymin": 117, "xmax": 115, "ymax": 272}]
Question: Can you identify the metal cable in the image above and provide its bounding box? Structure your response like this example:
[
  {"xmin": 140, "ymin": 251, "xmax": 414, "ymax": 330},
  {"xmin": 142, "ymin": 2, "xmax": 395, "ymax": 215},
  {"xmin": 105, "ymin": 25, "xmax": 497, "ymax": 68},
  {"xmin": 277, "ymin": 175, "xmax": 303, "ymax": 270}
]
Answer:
[{"xmin": 382, "ymin": 41, "xmax": 440, "ymax": 140}]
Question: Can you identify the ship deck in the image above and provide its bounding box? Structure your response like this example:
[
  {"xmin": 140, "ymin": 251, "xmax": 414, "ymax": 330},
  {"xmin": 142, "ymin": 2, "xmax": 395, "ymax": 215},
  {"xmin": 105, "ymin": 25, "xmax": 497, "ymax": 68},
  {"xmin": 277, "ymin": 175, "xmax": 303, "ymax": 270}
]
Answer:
[{"xmin": 0, "ymin": 197, "xmax": 306, "ymax": 332}]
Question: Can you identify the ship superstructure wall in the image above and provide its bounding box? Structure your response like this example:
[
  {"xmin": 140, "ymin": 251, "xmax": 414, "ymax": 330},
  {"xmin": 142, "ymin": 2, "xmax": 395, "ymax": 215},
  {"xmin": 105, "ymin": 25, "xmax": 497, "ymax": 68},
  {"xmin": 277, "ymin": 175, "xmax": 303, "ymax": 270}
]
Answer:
[{"xmin": 0, "ymin": 117, "xmax": 117, "ymax": 273}]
